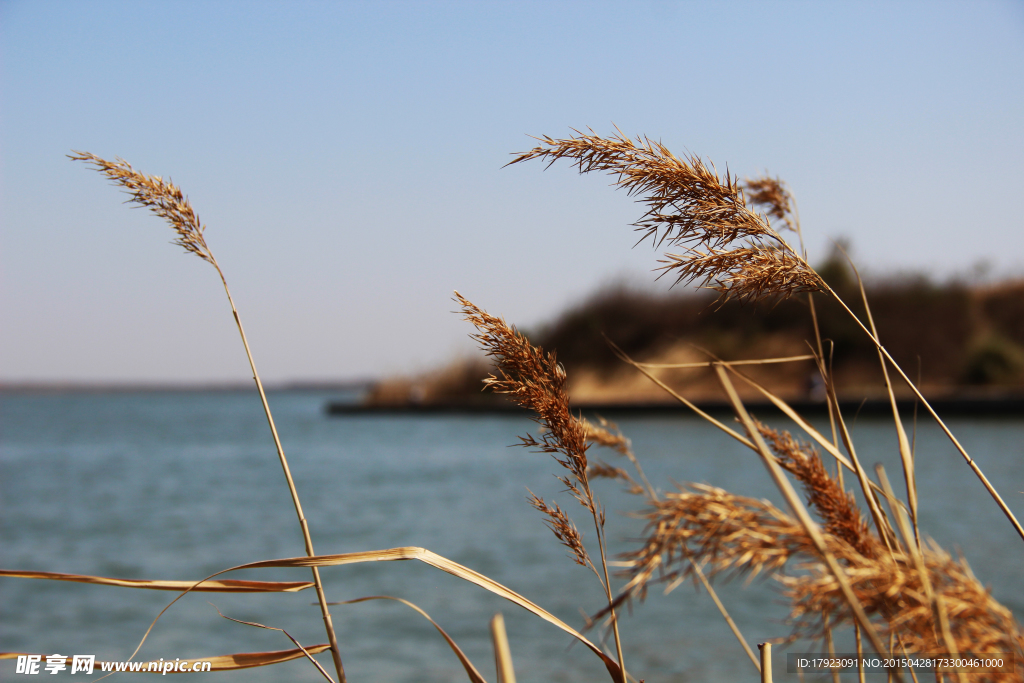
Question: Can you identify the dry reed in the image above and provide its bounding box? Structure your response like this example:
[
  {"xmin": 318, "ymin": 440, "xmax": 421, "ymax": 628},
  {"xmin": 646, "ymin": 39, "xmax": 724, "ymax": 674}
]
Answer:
[
  {"xmin": 505, "ymin": 128, "xmax": 1024, "ymax": 680},
  {"xmin": 509, "ymin": 130, "xmax": 822, "ymax": 303},
  {"xmin": 8, "ymin": 152, "xmax": 634, "ymax": 683},
  {"xmin": 456, "ymin": 291, "xmax": 628, "ymax": 682},
  {"xmin": 67, "ymin": 151, "xmax": 351, "ymax": 681},
  {"xmin": 5, "ymin": 136, "xmax": 1020, "ymax": 682},
  {"xmin": 512, "ymin": 129, "xmax": 1024, "ymax": 545}
]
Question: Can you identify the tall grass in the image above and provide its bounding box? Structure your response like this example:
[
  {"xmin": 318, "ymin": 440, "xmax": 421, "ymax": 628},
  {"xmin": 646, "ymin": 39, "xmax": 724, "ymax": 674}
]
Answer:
[{"xmin": 1, "ymin": 134, "xmax": 1021, "ymax": 681}]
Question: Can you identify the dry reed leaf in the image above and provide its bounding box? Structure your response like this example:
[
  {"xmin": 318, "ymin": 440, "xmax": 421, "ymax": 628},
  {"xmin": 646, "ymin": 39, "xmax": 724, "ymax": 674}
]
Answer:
[
  {"xmin": 238, "ymin": 548, "xmax": 621, "ymax": 677},
  {"xmin": 326, "ymin": 596, "xmax": 488, "ymax": 683},
  {"xmin": 0, "ymin": 645, "xmax": 331, "ymax": 671},
  {"xmin": 629, "ymin": 354, "xmax": 815, "ymax": 369},
  {"xmin": 0, "ymin": 569, "xmax": 312, "ymax": 593},
  {"xmin": 604, "ymin": 339, "xmax": 757, "ymax": 451}
]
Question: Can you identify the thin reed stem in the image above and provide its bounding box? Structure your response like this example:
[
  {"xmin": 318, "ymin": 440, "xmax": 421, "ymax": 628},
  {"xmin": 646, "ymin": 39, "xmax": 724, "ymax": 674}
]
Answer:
[
  {"xmin": 585, "ymin": 478, "xmax": 626, "ymax": 683},
  {"xmin": 848, "ymin": 253, "xmax": 920, "ymax": 545},
  {"xmin": 215, "ymin": 271, "xmax": 346, "ymax": 682},
  {"xmin": 713, "ymin": 365, "xmax": 895, "ymax": 666},
  {"xmin": 72, "ymin": 152, "xmax": 347, "ymax": 683},
  {"xmin": 694, "ymin": 557, "xmax": 760, "ymax": 672},
  {"xmin": 824, "ymin": 613, "xmax": 840, "ymax": 683}
]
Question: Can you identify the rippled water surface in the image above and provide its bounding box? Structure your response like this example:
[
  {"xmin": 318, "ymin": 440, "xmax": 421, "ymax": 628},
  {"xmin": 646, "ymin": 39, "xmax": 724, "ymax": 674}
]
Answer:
[{"xmin": 2, "ymin": 390, "xmax": 1022, "ymax": 681}]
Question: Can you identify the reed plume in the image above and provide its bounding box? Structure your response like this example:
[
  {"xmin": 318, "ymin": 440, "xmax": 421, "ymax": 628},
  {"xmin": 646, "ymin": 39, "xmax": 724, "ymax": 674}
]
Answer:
[
  {"xmin": 616, "ymin": 481, "xmax": 1022, "ymax": 681},
  {"xmin": 526, "ymin": 490, "xmax": 594, "ymax": 571},
  {"xmin": 755, "ymin": 421, "xmax": 877, "ymax": 560},
  {"xmin": 742, "ymin": 175, "xmax": 797, "ymax": 234},
  {"xmin": 69, "ymin": 152, "xmax": 216, "ymax": 266},
  {"xmin": 508, "ymin": 130, "xmax": 822, "ymax": 303}
]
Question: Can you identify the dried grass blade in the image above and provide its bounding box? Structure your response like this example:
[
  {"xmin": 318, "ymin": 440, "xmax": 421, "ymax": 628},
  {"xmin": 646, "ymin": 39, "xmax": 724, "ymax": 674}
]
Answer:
[
  {"xmin": 212, "ymin": 606, "xmax": 334, "ymax": 682},
  {"xmin": 605, "ymin": 337, "xmax": 755, "ymax": 450},
  {"xmin": 721, "ymin": 364, "xmax": 853, "ymax": 471},
  {"xmin": 713, "ymin": 365, "xmax": 895, "ymax": 671},
  {"xmin": 630, "ymin": 354, "xmax": 815, "ymax": 369},
  {"xmin": 329, "ymin": 596, "xmax": 488, "ymax": 683},
  {"xmin": 198, "ymin": 645, "xmax": 330, "ymax": 672},
  {"xmin": 242, "ymin": 548, "xmax": 621, "ymax": 679},
  {"xmin": 0, "ymin": 569, "xmax": 312, "ymax": 593},
  {"xmin": 490, "ymin": 613, "xmax": 516, "ymax": 683},
  {"xmin": 132, "ymin": 547, "xmax": 622, "ymax": 682}
]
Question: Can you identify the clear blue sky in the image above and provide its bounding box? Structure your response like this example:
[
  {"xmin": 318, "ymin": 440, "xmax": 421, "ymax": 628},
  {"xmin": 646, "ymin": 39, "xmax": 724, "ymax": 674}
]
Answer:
[{"xmin": 2, "ymin": 0, "xmax": 1022, "ymax": 383}]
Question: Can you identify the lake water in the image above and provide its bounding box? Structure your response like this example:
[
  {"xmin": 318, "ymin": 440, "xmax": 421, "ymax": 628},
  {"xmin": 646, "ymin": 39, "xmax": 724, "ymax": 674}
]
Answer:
[{"xmin": 2, "ymin": 390, "xmax": 1022, "ymax": 682}]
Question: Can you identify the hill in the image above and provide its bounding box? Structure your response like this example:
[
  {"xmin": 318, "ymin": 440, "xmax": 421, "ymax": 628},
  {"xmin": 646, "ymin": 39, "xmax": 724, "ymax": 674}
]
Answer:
[{"xmin": 363, "ymin": 258, "xmax": 1024, "ymax": 408}]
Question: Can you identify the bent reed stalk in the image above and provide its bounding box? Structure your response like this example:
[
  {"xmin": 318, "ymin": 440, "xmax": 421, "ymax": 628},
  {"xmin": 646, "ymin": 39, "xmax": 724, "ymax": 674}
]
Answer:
[{"xmin": 68, "ymin": 152, "xmax": 348, "ymax": 683}]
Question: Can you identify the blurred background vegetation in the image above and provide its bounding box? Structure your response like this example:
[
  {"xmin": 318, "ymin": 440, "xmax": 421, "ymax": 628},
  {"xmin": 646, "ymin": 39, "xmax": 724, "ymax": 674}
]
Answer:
[{"xmin": 365, "ymin": 249, "xmax": 1024, "ymax": 407}]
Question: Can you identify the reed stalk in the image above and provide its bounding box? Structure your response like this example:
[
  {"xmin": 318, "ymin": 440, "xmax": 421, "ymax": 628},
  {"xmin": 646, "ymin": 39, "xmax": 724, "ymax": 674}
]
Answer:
[
  {"xmin": 457, "ymin": 292, "xmax": 627, "ymax": 683},
  {"xmin": 758, "ymin": 642, "xmax": 773, "ymax": 683},
  {"xmin": 69, "ymin": 152, "xmax": 347, "ymax": 683}
]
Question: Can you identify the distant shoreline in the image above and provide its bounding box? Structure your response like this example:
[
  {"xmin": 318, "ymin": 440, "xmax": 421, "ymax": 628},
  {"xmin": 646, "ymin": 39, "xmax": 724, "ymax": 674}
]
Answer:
[
  {"xmin": 0, "ymin": 380, "xmax": 374, "ymax": 394},
  {"xmin": 327, "ymin": 395, "xmax": 1024, "ymax": 419}
]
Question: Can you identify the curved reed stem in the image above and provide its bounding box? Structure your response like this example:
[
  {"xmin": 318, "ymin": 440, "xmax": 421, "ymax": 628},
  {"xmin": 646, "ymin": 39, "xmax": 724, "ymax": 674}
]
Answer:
[{"xmin": 72, "ymin": 152, "xmax": 347, "ymax": 683}]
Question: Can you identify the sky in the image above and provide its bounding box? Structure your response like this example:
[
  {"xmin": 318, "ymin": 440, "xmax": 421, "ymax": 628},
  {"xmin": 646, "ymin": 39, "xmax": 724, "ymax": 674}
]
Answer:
[{"xmin": 2, "ymin": 0, "xmax": 1022, "ymax": 384}]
